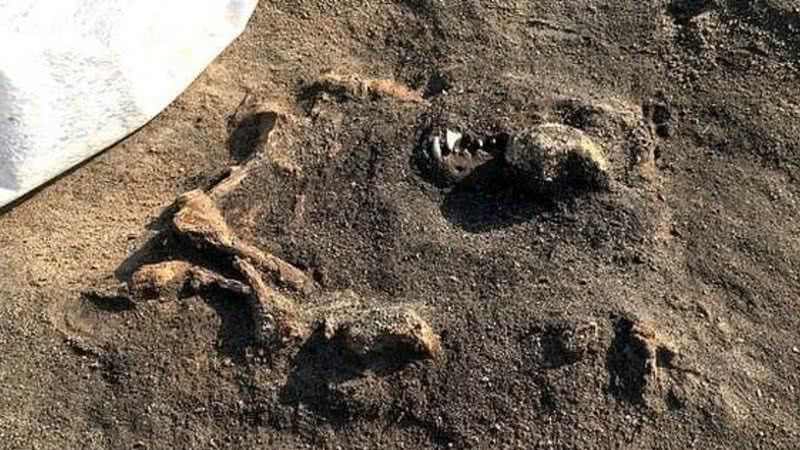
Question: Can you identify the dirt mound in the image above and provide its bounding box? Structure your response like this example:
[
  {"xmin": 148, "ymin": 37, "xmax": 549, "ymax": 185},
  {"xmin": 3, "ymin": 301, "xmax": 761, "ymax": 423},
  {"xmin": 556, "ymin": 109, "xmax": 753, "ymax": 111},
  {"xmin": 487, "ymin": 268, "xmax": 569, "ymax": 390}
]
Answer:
[{"xmin": 2, "ymin": 1, "xmax": 800, "ymax": 450}]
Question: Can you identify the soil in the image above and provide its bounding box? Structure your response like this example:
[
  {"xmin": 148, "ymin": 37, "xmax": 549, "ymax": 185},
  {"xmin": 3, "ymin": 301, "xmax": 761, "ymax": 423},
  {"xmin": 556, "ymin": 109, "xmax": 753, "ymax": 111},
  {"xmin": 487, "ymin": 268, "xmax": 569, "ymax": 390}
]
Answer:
[{"xmin": 2, "ymin": 1, "xmax": 800, "ymax": 449}]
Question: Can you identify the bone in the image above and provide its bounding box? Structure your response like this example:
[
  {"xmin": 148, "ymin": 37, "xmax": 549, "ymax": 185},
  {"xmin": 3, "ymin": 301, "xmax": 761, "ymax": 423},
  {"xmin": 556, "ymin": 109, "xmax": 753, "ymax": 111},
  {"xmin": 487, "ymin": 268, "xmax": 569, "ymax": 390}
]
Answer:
[
  {"xmin": 234, "ymin": 257, "xmax": 309, "ymax": 344},
  {"xmin": 172, "ymin": 189, "xmax": 314, "ymax": 293}
]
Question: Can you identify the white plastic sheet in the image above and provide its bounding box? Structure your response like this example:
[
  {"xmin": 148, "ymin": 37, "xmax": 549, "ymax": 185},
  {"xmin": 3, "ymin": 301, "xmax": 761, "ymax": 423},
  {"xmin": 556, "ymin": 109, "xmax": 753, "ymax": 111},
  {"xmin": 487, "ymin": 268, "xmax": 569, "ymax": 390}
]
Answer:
[{"xmin": 0, "ymin": 0, "xmax": 257, "ymax": 207}]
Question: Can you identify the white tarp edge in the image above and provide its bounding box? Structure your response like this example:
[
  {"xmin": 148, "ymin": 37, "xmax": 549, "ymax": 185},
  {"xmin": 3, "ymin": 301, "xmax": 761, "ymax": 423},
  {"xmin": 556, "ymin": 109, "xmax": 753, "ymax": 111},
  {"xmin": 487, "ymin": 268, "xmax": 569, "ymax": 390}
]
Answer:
[{"xmin": 0, "ymin": 0, "xmax": 257, "ymax": 208}]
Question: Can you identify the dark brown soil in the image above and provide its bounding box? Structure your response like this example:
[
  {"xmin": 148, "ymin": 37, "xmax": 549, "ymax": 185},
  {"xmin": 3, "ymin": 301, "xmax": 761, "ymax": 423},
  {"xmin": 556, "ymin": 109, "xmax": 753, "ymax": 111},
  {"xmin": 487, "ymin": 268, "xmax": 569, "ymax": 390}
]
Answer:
[{"xmin": 2, "ymin": 1, "xmax": 800, "ymax": 449}]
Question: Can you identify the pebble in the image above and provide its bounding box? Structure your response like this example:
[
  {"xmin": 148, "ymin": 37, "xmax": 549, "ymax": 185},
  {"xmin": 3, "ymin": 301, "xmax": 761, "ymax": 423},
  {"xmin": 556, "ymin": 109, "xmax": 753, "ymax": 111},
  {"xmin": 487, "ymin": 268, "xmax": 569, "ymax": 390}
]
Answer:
[{"xmin": 792, "ymin": 346, "xmax": 799, "ymax": 354}]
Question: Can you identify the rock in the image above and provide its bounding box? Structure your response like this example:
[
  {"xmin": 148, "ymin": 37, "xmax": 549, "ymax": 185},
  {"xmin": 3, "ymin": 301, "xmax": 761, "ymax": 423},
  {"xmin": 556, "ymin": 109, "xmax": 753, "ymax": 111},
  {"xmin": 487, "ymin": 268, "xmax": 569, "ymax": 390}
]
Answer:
[
  {"xmin": 505, "ymin": 124, "xmax": 609, "ymax": 193},
  {"xmin": 608, "ymin": 318, "xmax": 662, "ymax": 405},
  {"xmin": 377, "ymin": 308, "xmax": 442, "ymax": 358},
  {"xmin": 551, "ymin": 96, "xmax": 659, "ymax": 182}
]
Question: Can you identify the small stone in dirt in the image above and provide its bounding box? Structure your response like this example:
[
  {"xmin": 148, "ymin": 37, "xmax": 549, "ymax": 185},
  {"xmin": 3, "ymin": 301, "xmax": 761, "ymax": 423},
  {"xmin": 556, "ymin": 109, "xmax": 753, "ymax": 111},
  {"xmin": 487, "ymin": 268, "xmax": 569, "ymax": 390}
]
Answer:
[
  {"xmin": 792, "ymin": 346, "xmax": 799, "ymax": 354},
  {"xmin": 505, "ymin": 124, "xmax": 609, "ymax": 193}
]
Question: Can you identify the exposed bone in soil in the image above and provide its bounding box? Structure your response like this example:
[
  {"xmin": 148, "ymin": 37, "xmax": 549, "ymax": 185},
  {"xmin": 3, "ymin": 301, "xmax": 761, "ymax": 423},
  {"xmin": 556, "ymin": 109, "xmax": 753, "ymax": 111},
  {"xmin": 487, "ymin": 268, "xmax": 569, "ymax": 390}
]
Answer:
[
  {"xmin": 130, "ymin": 260, "xmax": 250, "ymax": 299},
  {"xmin": 505, "ymin": 123, "xmax": 610, "ymax": 193},
  {"xmin": 132, "ymin": 162, "xmax": 442, "ymax": 360},
  {"xmin": 172, "ymin": 189, "xmax": 314, "ymax": 293},
  {"xmin": 312, "ymin": 70, "xmax": 427, "ymax": 104}
]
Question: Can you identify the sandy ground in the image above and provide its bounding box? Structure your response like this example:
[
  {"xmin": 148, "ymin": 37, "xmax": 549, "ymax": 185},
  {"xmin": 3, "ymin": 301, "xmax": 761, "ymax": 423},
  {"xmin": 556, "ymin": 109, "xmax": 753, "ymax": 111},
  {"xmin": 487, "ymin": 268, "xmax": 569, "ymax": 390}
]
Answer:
[{"xmin": 2, "ymin": 1, "xmax": 800, "ymax": 449}]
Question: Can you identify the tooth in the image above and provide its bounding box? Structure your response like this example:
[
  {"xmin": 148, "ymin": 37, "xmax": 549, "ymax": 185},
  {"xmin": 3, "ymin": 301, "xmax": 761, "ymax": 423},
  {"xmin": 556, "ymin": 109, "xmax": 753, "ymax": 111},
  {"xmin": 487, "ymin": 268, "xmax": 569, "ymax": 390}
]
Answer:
[
  {"xmin": 445, "ymin": 129, "xmax": 462, "ymax": 152},
  {"xmin": 431, "ymin": 136, "xmax": 442, "ymax": 160}
]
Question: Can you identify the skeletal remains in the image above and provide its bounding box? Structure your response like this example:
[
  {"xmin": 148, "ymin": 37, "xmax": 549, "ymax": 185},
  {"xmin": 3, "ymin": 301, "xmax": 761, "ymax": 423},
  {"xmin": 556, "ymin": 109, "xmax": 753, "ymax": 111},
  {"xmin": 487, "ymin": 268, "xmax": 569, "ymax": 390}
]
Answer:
[{"xmin": 129, "ymin": 105, "xmax": 441, "ymax": 363}]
